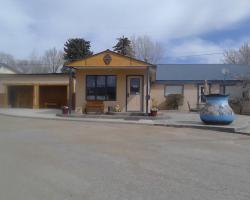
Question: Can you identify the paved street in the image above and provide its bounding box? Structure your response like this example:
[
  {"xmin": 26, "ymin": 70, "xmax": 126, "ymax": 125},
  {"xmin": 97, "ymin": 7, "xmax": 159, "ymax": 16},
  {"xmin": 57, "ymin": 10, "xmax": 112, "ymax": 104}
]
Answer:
[{"xmin": 0, "ymin": 115, "xmax": 250, "ymax": 200}]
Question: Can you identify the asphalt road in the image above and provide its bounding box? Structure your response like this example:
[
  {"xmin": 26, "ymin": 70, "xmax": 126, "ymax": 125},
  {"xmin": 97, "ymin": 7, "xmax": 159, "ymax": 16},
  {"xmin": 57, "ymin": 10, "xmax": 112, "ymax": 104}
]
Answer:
[{"xmin": 0, "ymin": 115, "xmax": 250, "ymax": 200}]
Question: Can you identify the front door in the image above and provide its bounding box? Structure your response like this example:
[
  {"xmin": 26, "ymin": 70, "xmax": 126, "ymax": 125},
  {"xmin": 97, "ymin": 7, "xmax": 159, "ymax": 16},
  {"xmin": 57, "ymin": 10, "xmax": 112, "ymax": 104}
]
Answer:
[{"xmin": 127, "ymin": 76, "xmax": 143, "ymax": 112}]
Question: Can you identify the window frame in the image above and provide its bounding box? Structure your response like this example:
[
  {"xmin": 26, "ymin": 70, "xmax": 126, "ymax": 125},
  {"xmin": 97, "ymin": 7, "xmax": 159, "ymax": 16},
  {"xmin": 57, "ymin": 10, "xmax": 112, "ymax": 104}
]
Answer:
[
  {"xmin": 164, "ymin": 85, "xmax": 184, "ymax": 97},
  {"xmin": 86, "ymin": 75, "xmax": 117, "ymax": 101}
]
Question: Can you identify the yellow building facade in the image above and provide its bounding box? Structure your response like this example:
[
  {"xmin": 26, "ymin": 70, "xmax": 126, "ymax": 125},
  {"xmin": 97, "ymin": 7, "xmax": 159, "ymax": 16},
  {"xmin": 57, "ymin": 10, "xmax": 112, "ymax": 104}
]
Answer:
[{"xmin": 65, "ymin": 49, "xmax": 155, "ymax": 114}]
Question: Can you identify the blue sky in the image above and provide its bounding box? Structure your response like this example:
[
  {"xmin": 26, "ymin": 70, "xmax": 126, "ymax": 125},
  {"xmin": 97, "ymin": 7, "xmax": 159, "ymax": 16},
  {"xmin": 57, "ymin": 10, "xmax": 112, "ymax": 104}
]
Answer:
[{"xmin": 1, "ymin": 0, "xmax": 250, "ymax": 64}]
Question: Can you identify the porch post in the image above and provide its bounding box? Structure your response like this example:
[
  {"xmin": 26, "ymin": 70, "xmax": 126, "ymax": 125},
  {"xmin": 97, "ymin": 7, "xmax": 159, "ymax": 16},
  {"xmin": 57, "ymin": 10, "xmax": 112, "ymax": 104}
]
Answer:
[
  {"xmin": 146, "ymin": 66, "xmax": 149, "ymax": 115},
  {"xmin": 196, "ymin": 84, "xmax": 199, "ymax": 108},
  {"xmin": 33, "ymin": 84, "xmax": 39, "ymax": 109},
  {"xmin": 3, "ymin": 84, "xmax": 8, "ymax": 108},
  {"xmin": 68, "ymin": 68, "xmax": 73, "ymax": 114}
]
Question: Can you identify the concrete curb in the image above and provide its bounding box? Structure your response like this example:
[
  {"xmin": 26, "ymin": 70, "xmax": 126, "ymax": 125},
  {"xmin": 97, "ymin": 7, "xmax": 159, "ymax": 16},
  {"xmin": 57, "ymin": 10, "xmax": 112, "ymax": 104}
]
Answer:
[
  {"xmin": 157, "ymin": 123, "xmax": 250, "ymax": 136},
  {"xmin": 0, "ymin": 112, "xmax": 153, "ymax": 126},
  {"xmin": 0, "ymin": 112, "xmax": 249, "ymax": 136}
]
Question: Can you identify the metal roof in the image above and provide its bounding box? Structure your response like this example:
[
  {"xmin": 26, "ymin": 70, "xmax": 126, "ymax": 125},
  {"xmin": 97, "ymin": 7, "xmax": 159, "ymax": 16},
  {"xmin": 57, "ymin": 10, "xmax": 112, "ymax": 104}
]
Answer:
[{"xmin": 156, "ymin": 64, "xmax": 250, "ymax": 81}]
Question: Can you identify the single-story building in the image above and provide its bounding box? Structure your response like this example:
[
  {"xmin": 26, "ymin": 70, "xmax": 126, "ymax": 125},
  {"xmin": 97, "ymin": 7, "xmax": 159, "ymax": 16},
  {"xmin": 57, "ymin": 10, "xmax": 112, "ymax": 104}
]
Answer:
[
  {"xmin": 65, "ymin": 49, "xmax": 155, "ymax": 113},
  {"xmin": 1, "ymin": 50, "xmax": 249, "ymax": 114},
  {"xmin": 0, "ymin": 74, "xmax": 72, "ymax": 109},
  {"xmin": 153, "ymin": 64, "xmax": 249, "ymax": 112},
  {"xmin": 65, "ymin": 50, "xmax": 250, "ymax": 114}
]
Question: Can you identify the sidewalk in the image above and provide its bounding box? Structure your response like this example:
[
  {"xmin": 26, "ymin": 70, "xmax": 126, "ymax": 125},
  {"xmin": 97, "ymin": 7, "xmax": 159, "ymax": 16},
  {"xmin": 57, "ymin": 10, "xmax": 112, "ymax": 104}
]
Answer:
[{"xmin": 0, "ymin": 108, "xmax": 249, "ymax": 135}]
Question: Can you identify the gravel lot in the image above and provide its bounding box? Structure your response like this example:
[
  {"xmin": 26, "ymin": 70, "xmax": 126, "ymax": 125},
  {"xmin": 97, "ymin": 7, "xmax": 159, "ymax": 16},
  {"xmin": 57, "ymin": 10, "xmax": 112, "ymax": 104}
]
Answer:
[{"xmin": 0, "ymin": 115, "xmax": 250, "ymax": 200}]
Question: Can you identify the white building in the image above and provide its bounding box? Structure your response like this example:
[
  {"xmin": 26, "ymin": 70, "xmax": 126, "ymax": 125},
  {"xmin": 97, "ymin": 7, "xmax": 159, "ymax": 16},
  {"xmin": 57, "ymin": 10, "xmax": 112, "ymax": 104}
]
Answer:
[{"xmin": 0, "ymin": 63, "xmax": 17, "ymax": 74}]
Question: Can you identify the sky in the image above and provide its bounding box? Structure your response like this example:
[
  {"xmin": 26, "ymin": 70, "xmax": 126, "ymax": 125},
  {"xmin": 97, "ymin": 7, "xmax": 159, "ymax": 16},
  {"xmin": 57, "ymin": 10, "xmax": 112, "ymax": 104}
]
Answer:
[{"xmin": 1, "ymin": 0, "xmax": 250, "ymax": 64}]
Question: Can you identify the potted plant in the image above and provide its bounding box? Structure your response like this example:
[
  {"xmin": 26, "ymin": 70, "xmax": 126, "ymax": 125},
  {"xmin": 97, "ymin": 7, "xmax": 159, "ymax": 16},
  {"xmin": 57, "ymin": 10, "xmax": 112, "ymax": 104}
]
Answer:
[
  {"xmin": 114, "ymin": 104, "xmax": 121, "ymax": 112},
  {"xmin": 150, "ymin": 98, "xmax": 158, "ymax": 116}
]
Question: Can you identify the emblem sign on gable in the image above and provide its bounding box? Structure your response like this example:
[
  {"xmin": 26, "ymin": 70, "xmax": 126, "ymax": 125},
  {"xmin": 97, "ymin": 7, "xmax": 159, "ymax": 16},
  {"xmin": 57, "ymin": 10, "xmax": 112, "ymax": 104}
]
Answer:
[{"xmin": 103, "ymin": 54, "xmax": 112, "ymax": 65}]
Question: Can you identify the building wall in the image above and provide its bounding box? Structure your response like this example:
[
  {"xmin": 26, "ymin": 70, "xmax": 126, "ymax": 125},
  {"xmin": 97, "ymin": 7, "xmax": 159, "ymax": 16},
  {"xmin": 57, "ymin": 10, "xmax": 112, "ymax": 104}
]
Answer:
[
  {"xmin": 225, "ymin": 84, "xmax": 243, "ymax": 98},
  {"xmin": 0, "ymin": 79, "xmax": 4, "ymax": 94},
  {"xmin": 75, "ymin": 69, "xmax": 148, "ymax": 113},
  {"xmin": 0, "ymin": 83, "xmax": 6, "ymax": 107},
  {"xmin": 150, "ymin": 84, "xmax": 165, "ymax": 109},
  {"xmin": 151, "ymin": 83, "xmax": 197, "ymax": 111},
  {"xmin": 151, "ymin": 82, "xmax": 244, "ymax": 112},
  {"xmin": 0, "ymin": 75, "xmax": 69, "ymax": 85},
  {"xmin": 182, "ymin": 84, "xmax": 198, "ymax": 110},
  {"xmin": 210, "ymin": 84, "xmax": 220, "ymax": 94}
]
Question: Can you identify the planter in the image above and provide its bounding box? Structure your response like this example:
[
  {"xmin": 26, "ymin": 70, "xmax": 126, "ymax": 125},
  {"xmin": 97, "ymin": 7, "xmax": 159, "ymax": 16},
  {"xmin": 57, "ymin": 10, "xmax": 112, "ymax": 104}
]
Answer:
[
  {"xmin": 62, "ymin": 106, "xmax": 69, "ymax": 115},
  {"xmin": 150, "ymin": 110, "xmax": 158, "ymax": 117},
  {"xmin": 200, "ymin": 94, "xmax": 235, "ymax": 125}
]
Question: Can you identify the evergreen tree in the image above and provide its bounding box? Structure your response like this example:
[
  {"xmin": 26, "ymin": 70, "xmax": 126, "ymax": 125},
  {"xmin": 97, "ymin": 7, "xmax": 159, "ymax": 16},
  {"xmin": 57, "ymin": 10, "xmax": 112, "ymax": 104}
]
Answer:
[
  {"xmin": 113, "ymin": 36, "xmax": 133, "ymax": 56},
  {"xmin": 64, "ymin": 38, "xmax": 93, "ymax": 62}
]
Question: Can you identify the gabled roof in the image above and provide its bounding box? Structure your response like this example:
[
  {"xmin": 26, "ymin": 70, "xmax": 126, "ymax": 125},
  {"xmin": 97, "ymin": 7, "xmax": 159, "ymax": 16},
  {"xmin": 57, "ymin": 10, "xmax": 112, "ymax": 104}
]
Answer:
[
  {"xmin": 0, "ymin": 63, "xmax": 19, "ymax": 74},
  {"xmin": 156, "ymin": 64, "xmax": 250, "ymax": 82},
  {"xmin": 65, "ymin": 49, "xmax": 153, "ymax": 68}
]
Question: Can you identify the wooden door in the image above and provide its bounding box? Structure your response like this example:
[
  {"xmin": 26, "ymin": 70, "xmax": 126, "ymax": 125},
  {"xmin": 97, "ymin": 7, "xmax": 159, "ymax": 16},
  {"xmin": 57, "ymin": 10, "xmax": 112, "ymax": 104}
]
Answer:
[{"xmin": 127, "ymin": 76, "xmax": 143, "ymax": 112}]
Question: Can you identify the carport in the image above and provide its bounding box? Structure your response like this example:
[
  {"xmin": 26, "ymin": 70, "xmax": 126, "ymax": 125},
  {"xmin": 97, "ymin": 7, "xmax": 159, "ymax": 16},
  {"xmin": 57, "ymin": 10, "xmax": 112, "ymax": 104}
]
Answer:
[
  {"xmin": 8, "ymin": 85, "xmax": 34, "ymax": 108},
  {"xmin": 0, "ymin": 74, "xmax": 71, "ymax": 109},
  {"xmin": 39, "ymin": 85, "xmax": 68, "ymax": 108}
]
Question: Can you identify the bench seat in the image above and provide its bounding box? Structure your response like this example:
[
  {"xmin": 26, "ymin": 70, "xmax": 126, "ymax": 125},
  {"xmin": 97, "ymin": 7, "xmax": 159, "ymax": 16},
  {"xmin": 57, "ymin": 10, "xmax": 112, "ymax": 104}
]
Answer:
[{"xmin": 85, "ymin": 101, "xmax": 104, "ymax": 113}]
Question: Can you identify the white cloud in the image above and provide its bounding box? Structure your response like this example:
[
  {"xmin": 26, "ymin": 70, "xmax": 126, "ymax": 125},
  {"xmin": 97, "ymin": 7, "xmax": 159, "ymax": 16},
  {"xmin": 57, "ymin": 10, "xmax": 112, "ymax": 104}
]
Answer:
[{"xmin": 0, "ymin": 0, "xmax": 250, "ymax": 59}]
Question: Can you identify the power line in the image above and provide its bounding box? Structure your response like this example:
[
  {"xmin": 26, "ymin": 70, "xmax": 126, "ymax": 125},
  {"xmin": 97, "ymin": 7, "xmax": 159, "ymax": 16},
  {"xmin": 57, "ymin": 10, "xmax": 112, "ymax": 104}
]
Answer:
[{"xmin": 165, "ymin": 52, "xmax": 224, "ymax": 59}]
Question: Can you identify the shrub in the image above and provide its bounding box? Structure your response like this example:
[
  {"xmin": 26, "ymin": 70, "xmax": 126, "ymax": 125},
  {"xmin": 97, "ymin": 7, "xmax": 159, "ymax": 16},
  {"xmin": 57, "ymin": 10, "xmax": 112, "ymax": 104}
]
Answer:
[{"xmin": 165, "ymin": 94, "xmax": 184, "ymax": 110}]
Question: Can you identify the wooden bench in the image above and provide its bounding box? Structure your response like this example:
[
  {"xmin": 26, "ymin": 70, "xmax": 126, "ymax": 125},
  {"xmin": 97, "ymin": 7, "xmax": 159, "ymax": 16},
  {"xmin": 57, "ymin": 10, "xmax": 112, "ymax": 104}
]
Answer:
[{"xmin": 85, "ymin": 101, "xmax": 104, "ymax": 114}]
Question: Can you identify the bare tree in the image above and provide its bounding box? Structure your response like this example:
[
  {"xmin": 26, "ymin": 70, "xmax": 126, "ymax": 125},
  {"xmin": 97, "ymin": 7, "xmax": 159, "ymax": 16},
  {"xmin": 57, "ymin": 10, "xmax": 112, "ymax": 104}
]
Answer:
[
  {"xmin": 28, "ymin": 50, "xmax": 48, "ymax": 73},
  {"xmin": 223, "ymin": 42, "xmax": 250, "ymax": 114},
  {"xmin": 0, "ymin": 51, "xmax": 32, "ymax": 73},
  {"xmin": 223, "ymin": 42, "xmax": 250, "ymax": 65},
  {"xmin": 42, "ymin": 47, "xmax": 64, "ymax": 73},
  {"xmin": 15, "ymin": 59, "xmax": 30, "ymax": 73},
  {"xmin": 0, "ymin": 49, "xmax": 64, "ymax": 74},
  {"xmin": 130, "ymin": 35, "xmax": 164, "ymax": 64}
]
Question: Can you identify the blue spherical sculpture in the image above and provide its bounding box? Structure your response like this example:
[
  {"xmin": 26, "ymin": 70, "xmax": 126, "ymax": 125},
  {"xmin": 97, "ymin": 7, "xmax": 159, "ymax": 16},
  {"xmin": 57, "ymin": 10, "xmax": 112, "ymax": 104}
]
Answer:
[{"xmin": 200, "ymin": 94, "xmax": 235, "ymax": 125}]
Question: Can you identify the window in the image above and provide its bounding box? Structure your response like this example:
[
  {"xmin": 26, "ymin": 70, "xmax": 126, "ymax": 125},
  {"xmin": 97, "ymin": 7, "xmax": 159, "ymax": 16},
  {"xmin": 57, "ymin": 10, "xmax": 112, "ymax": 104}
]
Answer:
[
  {"xmin": 164, "ymin": 85, "xmax": 183, "ymax": 96},
  {"xmin": 200, "ymin": 86, "xmax": 206, "ymax": 103},
  {"xmin": 86, "ymin": 76, "xmax": 96, "ymax": 100},
  {"xmin": 86, "ymin": 75, "xmax": 116, "ymax": 101},
  {"xmin": 96, "ymin": 76, "xmax": 106, "ymax": 100},
  {"xmin": 130, "ymin": 78, "xmax": 140, "ymax": 95},
  {"xmin": 106, "ymin": 76, "xmax": 116, "ymax": 100}
]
